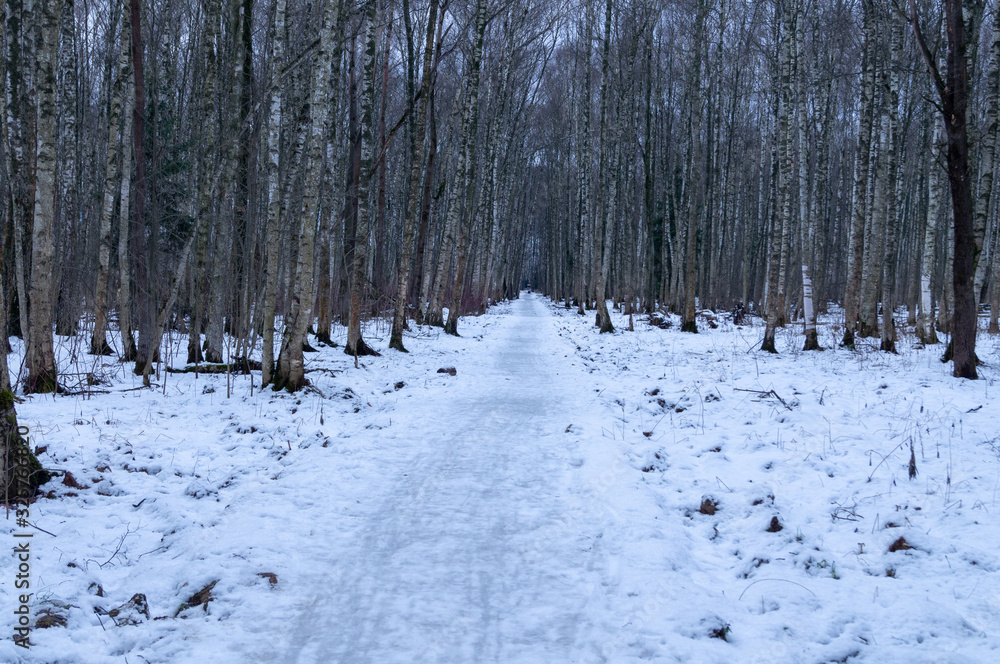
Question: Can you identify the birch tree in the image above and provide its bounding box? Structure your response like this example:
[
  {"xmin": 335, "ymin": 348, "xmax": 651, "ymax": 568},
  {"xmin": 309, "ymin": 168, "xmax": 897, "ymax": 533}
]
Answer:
[
  {"xmin": 260, "ymin": 0, "xmax": 286, "ymax": 387},
  {"xmin": 879, "ymin": 13, "xmax": 903, "ymax": 353},
  {"xmin": 389, "ymin": 0, "xmax": 441, "ymax": 352},
  {"xmin": 5, "ymin": 0, "xmax": 33, "ymax": 343},
  {"xmin": 576, "ymin": 2, "xmax": 594, "ymax": 316},
  {"xmin": 54, "ymin": 0, "xmax": 77, "ymax": 336},
  {"xmin": 680, "ymin": 0, "xmax": 709, "ymax": 334},
  {"xmin": 25, "ymin": 0, "xmax": 63, "ymax": 394},
  {"xmin": 118, "ymin": 69, "xmax": 136, "ymax": 362},
  {"xmin": 344, "ymin": 0, "xmax": 380, "ymax": 359},
  {"xmin": 842, "ymin": 0, "xmax": 876, "ymax": 348},
  {"xmin": 425, "ymin": 4, "xmax": 484, "ymax": 330},
  {"xmin": 763, "ymin": 0, "xmax": 793, "ymax": 354},
  {"xmin": 444, "ymin": 0, "xmax": 490, "ymax": 337},
  {"xmin": 275, "ymin": 0, "xmax": 345, "ymax": 390},
  {"xmin": 593, "ymin": 0, "xmax": 616, "ymax": 334},
  {"xmin": 90, "ymin": 0, "xmax": 129, "ymax": 357},
  {"xmin": 918, "ymin": 120, "xmax": 943, "ymax": 345},
  {"xmin": 794, "ymin": 0, "xmax": 820, "ymax": 351},
  {"xmin": 187, "ymin": 0, "xmax": 222, "ymax": 365},
  {"xmin": 129, "ymin": 0, "xmax": 153, "ymax": 378},
  {"xmin": 972, "ymin": 1, "xmax": 1000, "ymax": 303},
  {"xmin": 1, "ymin": 214, "xmax": 9, "ymax": 392}
]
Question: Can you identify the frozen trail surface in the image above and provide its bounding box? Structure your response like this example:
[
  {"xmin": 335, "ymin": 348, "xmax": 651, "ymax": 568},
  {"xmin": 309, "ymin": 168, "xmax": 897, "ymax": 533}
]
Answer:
[{"xmin": 278, "ymin": 294, "xmax": 621, "ymax": 663}]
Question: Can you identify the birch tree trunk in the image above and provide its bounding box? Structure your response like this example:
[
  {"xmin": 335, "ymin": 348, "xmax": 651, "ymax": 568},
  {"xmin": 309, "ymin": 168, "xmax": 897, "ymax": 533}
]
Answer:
[
  {"xmin": 187, "ymin": 0, "xmax": 221, "ymax": 365},
  {"xmin": 919, "ymin": 120, "xmax": 943, "ymax": 344},
  {"xmin": 260, "ymin": 0, "xmax": 286, "ymax": 387},
  {"xmin": 444, "ymin": 0, "xmax": 489, "ymax": 337},
  {"xmin": 763, "ymin": 0, "xmax": 792, "ymax": 353},
  {"xmin": 54, "ymin": 0, "xmax": 77, "ymax": 337},
  {"xmin": 425, "ymin": 87, "xmax": 467, "ymax": 328},
  {"xmin": 3, "ymin": 0, "xmax": 27, "ymax": 345},
  {"xmin": 592, "ymin": 0, "xmax": 616, "ymax": 334},
  {"xmin": 373, "ymin": 9, "xmax": 392, "ymax": 295},
  {"xmin": 879, "ymin": 16, "xmax": 903, "ymax": 353},
  {"xmin": 129, "ymin": 0, "xmax": 154, "ymax": 378},
  {"xmin": 117, "ymin": 60, "xmax": 136, "ymax": 361},
  {"xmin": 794, "ymin": 0, "xmax": 820, "ymax": 351},
  {"xmin": 344, "ymin": 0, "xmax": 380, "ymax": 359},
  {"xmin": 842, "ymin": 0, "xmax": 875, "ymax": 348},
  {"xmin": 232, "ymin": 0, "xmax": 255, "ymax": 349},
  {"xmin": 316, "ymin": 36, "xmax": 345, "ymax": 348},
  {"xmin": 972, "ymin": 3, "xmax": 1000, "ymax": 303},
  {"xmin": 0, "ymin": 216, "xmax": 9, "ymax": 392},
  {"xmin": 203, "ymin": 0, "xmax": 242, "ymax": 365},
  {"xmin": 6, "ymin": 0, "xmax": 33, "ymax": 344},
  {"xmin": 809, "ymin": 49, "xmax": 834, "ymax": 316},
  {"xmin": 938, "ymin": 211, "xmax": 954, "ymax": 332},
  {"xmin": 989, "ymin": 231, "xmax": 1000, "ymax": 333},
  {"xmin": 275, "ymin": 0, "xmax": 346, "ymax": 390},
  {"xmin": 204, "ymin": 0, "xmax": 250, "ymax": 364},
  {"xmin": 858, "ymin": 115, "xmax": 883, "ymax": 340},
  {"xmin": 25, "ymin": 0, "xmax": 63, "ymax": 394},
  {"xmin": 576, "ymin": 2, "xmax": 594, "ymax": 316},
  {"xmin": 412, "ymin": 8, "xmax": 447, "ymax": 320},
  {"xmin": 413, "ymin": 49, "xmax": 441, "ymax": 319},
  {"xmin": 90, "ymin": 0, "xmax": 129, "ymax": 357},
  {"xmin": 643, "ymin": 16, "xmax": 660, "ymax": 310},
  {"xmin": 1, "ymin": 26, "xmax": 7, "ymax": 357},
  {"xmin": 680, "ymin": 0, "xmax": 709, "ymax": 334},
  {"xmin": 389, "ymin": 0, "xmax": 439, "ymax": 351}
]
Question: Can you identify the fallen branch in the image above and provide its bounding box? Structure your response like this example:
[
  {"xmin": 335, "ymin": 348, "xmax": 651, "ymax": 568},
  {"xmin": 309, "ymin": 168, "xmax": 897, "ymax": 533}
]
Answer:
[
  {"xmin": 733, "ymin": 387, "xmax": 792, "ymax": 410},
  {"xmin": 166, "ymin": 360, "xmax": 262, "ymax": 375}
]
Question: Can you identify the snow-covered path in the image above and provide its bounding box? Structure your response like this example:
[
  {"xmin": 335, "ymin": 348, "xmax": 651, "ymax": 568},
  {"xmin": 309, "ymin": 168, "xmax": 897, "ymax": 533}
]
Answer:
[{"xmin": 271, "ymin": 295, "xmax": 620, "ymax": 663}]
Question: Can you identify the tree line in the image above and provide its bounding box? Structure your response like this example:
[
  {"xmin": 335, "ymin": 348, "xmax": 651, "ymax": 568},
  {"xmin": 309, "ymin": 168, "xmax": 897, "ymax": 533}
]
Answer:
[
  {"xmin": 532, "ymin": 0, "xmax": 997, "ymax": 379},
  {"xmin": 2, "ymin": 0, "xmax": 549, "ymax": 395},
  {"xmin": 1, "ymin": 0, "xmax": 997, "ymax": 397}
]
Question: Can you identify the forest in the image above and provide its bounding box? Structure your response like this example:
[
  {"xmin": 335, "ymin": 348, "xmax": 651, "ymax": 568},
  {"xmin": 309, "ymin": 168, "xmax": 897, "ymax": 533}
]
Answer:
[
  {"xmin": 3, "ymin": 1, "xmax": 1000, "ymax": 660},
  {"xmin": 1, "ymin": 0, "xmax": 999, "ymax": 394}
]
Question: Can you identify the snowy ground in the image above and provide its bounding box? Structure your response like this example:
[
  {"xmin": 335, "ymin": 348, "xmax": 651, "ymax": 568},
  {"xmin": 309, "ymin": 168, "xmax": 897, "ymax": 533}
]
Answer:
[{"xmin": 3, "ymin": 293, "xmax": 1000, "ymax": 663}]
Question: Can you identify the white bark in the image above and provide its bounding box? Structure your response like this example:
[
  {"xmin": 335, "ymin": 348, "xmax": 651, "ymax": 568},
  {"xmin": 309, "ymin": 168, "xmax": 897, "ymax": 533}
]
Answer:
[
  {"xmin": 390, "ymin": 0, "xmax": 440, "ymax": 351},
  {"xmin": 345, "ymin": 0, "xmax": 381, "ymax": 357},
  {"xmin": 594, "ymin": 0, "xmax": 618, "ymax": 333},
  {"xmin": 276, "ymin": 0, "xmax": 343, "ymax": 388},
  {"xmin": 25, "ymin": 0, "xmax": 63, "ymax": 393},
  {"xmin": 919, "ymin": 121, "xmax": 943, "ymax": 344},
  {"xmin": 973, "ymin": 2, "xmax": 1000, "ymax": 300},
  {"xmin": 842, "ymin": 0, "xmax": 875, "ymax": 346},
  {"xmin": 764, "ymin": 0, "xmax": 792, "ymax": 352},
  {"xmin": 444, "ymin": 0, "xmax": 489, "ymax": 336},
  {"xmin": 879, "ymin": 14, "xmax": 903, "ymax": 352},
  {"xmin": 117, "ymin": 59, "xmax": 136, "ymax": 361},
  {"xmin": 260, "ymin": 0, "xmax": 286, "ymax": 386},
  {"xmin": 793, "ymin": 0, "xmax": 818, "ymax": 350}
]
